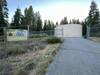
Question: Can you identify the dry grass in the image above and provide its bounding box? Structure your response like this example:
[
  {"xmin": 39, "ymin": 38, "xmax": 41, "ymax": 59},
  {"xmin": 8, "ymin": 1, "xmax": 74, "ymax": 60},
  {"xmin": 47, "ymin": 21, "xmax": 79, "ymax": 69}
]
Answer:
[
  {"xmin": 0, "ymin": 37, "xmax": 61, "ymax": 75},
  {"xmin": 90, "ymin": 37, "xmax": 100, "ymax": 42}
]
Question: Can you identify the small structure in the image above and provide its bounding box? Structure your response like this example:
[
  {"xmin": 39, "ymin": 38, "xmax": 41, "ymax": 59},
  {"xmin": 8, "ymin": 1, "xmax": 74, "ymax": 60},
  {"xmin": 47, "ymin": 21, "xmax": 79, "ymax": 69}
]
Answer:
[{"xmin": 55, "ymin": 24, "xmax": 82, "ymax": 37}]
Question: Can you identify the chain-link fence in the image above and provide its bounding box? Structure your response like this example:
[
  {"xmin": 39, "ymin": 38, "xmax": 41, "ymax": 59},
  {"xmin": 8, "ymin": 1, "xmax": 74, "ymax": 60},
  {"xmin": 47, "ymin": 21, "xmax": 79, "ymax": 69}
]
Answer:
[
  {"xmin": 0, "ymin": 25, "xmax": 57, "ymax": 49},
  {"xmin": 87, "ymin": 25, "xmax": 100, "ymax": 38},
  {"xmin": 0, "ymin": 25, "xmax": 63, "ymax": 75}
]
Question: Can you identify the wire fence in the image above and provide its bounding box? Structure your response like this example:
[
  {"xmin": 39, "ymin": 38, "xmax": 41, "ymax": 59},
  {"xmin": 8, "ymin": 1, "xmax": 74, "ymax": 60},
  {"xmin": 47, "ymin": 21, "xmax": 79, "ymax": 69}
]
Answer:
[
  {"xmin": 0, "ymin": 25, "xmax": 63, "ymax": 56},
  {"xmin": 0, "ymin": 25, "xmax": 63, "ymax": 75},
  {"xmin": 86, "ymin": 26, "xmax": 100, "ymax": 38}
]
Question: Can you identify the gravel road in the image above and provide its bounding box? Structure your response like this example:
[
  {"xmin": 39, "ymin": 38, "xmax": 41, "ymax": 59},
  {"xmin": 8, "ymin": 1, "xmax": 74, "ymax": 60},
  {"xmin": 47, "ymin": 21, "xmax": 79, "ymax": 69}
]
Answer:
[{"xmin": 46, "ymin": 38, "xmax": 100, "ymax": 75}]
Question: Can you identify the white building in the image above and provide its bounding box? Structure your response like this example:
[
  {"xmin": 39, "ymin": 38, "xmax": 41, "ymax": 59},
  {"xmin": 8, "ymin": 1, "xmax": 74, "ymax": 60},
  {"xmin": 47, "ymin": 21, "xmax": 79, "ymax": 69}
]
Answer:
[{"xmin": 55, "ymin": 24, "xmax": 82, "ymax": 37}]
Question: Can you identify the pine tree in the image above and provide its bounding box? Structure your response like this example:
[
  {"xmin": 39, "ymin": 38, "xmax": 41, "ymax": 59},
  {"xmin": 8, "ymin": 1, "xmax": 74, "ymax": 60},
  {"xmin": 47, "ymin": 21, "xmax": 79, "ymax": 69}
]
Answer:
[
  {"xmin": 23, "ymin": 6, "xmax": 34, "ymax": 26},
  {"xmin": 48, "ymin": 20, "xmax": 52, "ymax": 30},
  {"xmin": 87, "ymin": 0, "xmax": 100, "ymax": 27},
  {"xmin": 23, "ymin": 8, "xmax": 28, "ymax": 25},
  {"xmin": 69, "ymin": 20, "xmax": 72, "ymax": 24},
  {"xmin": 27, "ymin": 6, "xmax": 34, "ymax": 25},
  {"xmin": 36, "ymin": 12, "xmax": 42, "ymax": 31},
  {"xmin": 56, "ymin": 22, "xmax": 58, "ymax": 26},
  {"xmin": 43, "ymin": 20, "xmax": 48, "ymax": 31},
  {"xmin": 0, "ymin": 0, "xmax": 8, "ymax": 35},
  {"xmin": 63, "ymin": 17, "xmax": 68, "ymax": 24},
  {"xmin": 60, "ymin": 17, "xmax": 68, "ymax": 25},
  {"xmin": 60, "ymin": 19, "xmax": 64, "ymax": 25},
  {"xmin": 72, "ymin": 19, "xmax": 76, "ymax": 24},
  {"xmin": 76, "ymin": 19, "xmax": 80, "ymax": 24},
  {"xmin": 0, "ymin": 0, "xmax": 8, "ymax": 27},
  {"xmin": 11, "ymin": 8, "xmax": 23, "ymax": 29},
  {"xmin": 51, "ymin": 21, "xmax": 55, "ymax": 30}
]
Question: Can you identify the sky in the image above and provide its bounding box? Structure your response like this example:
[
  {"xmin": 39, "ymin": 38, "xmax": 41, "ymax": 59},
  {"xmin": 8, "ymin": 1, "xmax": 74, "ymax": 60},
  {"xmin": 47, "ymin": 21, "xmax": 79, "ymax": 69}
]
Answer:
[{"xmin": 8, "ymin": 0, "xmax": 100, "ymax": 23}]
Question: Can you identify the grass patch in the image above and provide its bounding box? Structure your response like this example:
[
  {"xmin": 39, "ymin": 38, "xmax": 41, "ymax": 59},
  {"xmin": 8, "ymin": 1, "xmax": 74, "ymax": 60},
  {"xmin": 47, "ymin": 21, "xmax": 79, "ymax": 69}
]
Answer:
[
  {"xmin": 90, "ymin": 37, "xmax": 100, "ymax": 42},
  {"xmin": 29, "ymin": 34, "xmax": 48, "ymax": 38},
  {"xmin": 24, "ymin": 61, "xmax": 36, "ymax": 71},
  {"xmin": 1, "ymin": 38, "xmax": 61, "ymax": 75},
  {"xmin": 7, "ymin": 48, "xmax": 26, "ymax": 56},
  {"xmin": 14, "ymin": 69, "xmax": 29, "ymax": 75}
]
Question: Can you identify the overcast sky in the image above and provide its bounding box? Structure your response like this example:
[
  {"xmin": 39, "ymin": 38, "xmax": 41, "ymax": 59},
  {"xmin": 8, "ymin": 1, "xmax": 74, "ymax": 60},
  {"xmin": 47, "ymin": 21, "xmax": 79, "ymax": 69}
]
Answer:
[{"xmin": 8, "ymin": 0, "xmax": 100, "ymax": 23}]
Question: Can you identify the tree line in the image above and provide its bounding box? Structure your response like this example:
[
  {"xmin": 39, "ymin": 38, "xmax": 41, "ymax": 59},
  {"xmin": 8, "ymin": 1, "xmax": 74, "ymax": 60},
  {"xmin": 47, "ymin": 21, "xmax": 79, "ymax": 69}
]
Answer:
[
  {"xmin": 60, "ymin": 17, "xmax": 80, "ymax": 25},
  {"xmin": 0, "ymin": 0, "xmax": 55, "ymax": 34},
  {"xmin": 82, "ymin": 1, "xmax": 100, "ymax": 37},
  {"xmin": 0, "ymin": 0, "xmax": 100, "ymax": 36},
  {"xmin": 10, "ymin": 6, "xmax": 55, "ymax": 31}
]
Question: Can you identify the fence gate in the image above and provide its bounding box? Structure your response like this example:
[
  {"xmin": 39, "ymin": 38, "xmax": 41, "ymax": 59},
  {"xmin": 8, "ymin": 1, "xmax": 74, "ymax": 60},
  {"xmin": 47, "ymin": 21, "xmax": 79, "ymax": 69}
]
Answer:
[
  {"xmin": 55, "ymin": 28, "xmax": 63, "ymax": 37},
  {"xmin": 87, "ymin": 25, "xmax": 100, "ymax": 38}
]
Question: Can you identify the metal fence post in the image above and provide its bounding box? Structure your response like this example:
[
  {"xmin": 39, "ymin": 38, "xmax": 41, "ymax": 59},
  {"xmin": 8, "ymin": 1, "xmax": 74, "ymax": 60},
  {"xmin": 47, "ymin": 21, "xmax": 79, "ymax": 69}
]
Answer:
[
  {"xmin": 62, "ymin": 27, "xmax": 64, "ymax": 38},
  {"xmin": 27, "ymin": 25, "xmax": 30, "ymax": 39},
  {"xmin": 4, "ymin": 27, "xmax": 7, "ymax": 50},
  {"xmin": 87, "ymin": 26, "xmax": 90, "ymax": 39}
]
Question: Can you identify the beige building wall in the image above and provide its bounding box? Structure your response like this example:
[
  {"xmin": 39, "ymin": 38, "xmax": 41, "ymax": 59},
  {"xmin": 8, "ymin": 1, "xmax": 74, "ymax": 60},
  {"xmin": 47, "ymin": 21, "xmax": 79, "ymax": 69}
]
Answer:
[{"xmin": 55, "ymin": 24, "xmax": 82, "ymax": 37}]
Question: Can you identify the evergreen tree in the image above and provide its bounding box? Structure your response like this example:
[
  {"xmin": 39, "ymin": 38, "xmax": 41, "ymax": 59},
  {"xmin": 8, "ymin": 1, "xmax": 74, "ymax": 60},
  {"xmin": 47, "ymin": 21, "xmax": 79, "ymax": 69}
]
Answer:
[
  {"xmin": 43, "ymin": 20, "xmax": 55, "ymax": 31},
  {"xmin": 24, "ymin": 8, "xmax": 28, "ymax": 25},
  {"xmin": 0, "ymin": 0, "xmax": 8, "ymax": 27},
  {"xmin": 56, "ymin": 22, "xmax": 58, "ymax": 26},
  {"xmin": 87, "ymin": 1, "xmax": 100, "ymax": 27},
  {"xmin": 23, "ymin": 6, "xmax": 34, "ymax": 26},
  {"xmin": 0, "ymin": 0, "xmax": 8, "ymax": 35},
  {"xmin": 43, "ymin": 20, "xmax": 48, "ymax": 30},
  {"xmin": 48, "ymin": 20, "xmax": 52, "ymax": 30},
  {"xmin": 76, "ymin": 19, "xmax": 80, "ymax": 24},
  {"xmin": 72, "ymin": 19, "xmax": 76, "ymax": 24},
  {"xmin": 63, "ymin": 17, "xmax": 68, "ymax": 24},
  {"xmin": 27, "ymin": 6, "xmax": 34, "ymax": 25},
  {"xmin": 36, "ymin": 12, "xmax": 42, "ymax": 31},
  {"xmin": 51, "ymin": 21, "xmax": 55, "ymax": 30},
  {"xmin": 60, "ymin": 19, "xmax": 64, "ymax": 25},
  {"xmin": 11, "ymin": 8, "xmax": 23, "ymax": 29},
  {"xmin": 60, "ymin": 17, "xmax": 68, "ymax": 25},
  {"xmin": 69, "ymin": 20, "xmax": 72, "ymax": 24},
  {"xmin": 71, "ymin": 19, "xmax": 80, "ymax": 24}
]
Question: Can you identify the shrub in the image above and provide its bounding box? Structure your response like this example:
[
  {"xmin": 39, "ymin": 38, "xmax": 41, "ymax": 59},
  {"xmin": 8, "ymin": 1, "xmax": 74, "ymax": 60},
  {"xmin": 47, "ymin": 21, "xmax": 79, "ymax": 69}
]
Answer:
[
  {"xmin": 15, "ymin": 69, "xmax": 28, "ymax": 75},
  {"xmin": 24, "ymin": 61, "xmax": 36, "ymax": 71},
  {"xmin": 7, "ymin": 48, "xmax": 26, "ymax": 56},
  {"xmin": 47, "ymin": 37, "xmax": 62, "ymax": 44}
]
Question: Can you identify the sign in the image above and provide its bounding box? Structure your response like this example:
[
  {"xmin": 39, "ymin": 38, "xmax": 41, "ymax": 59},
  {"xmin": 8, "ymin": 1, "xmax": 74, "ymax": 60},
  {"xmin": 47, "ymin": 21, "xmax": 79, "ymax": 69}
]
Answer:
[{"xmin": 7, "ymin": 29, "xmax": 28, "ymax": 41}]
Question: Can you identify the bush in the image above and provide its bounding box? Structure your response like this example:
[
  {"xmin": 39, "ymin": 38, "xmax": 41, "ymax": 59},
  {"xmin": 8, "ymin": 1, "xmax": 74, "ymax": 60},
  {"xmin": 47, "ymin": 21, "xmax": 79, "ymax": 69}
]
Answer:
[
  {"xmin": 24, "ymin": 61, "xmax": 36, "ymax": 71},
  {"xmin": 47, "ymin": 37, "xmax": 62, "ymax": 44},
  {"xmin": 15, "ymin": 69, "xmax": 28, "ymax": 75},
  {"xmin": 7, "ymin": 48, "xmax": 26, "ymax": 56}
]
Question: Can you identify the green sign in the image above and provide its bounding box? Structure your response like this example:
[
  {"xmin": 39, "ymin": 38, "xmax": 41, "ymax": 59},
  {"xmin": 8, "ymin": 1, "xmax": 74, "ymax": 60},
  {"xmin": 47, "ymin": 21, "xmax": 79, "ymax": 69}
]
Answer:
[{"xmin": 7, "ymin": 29, "xmax": 28, "ymax": 41}]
